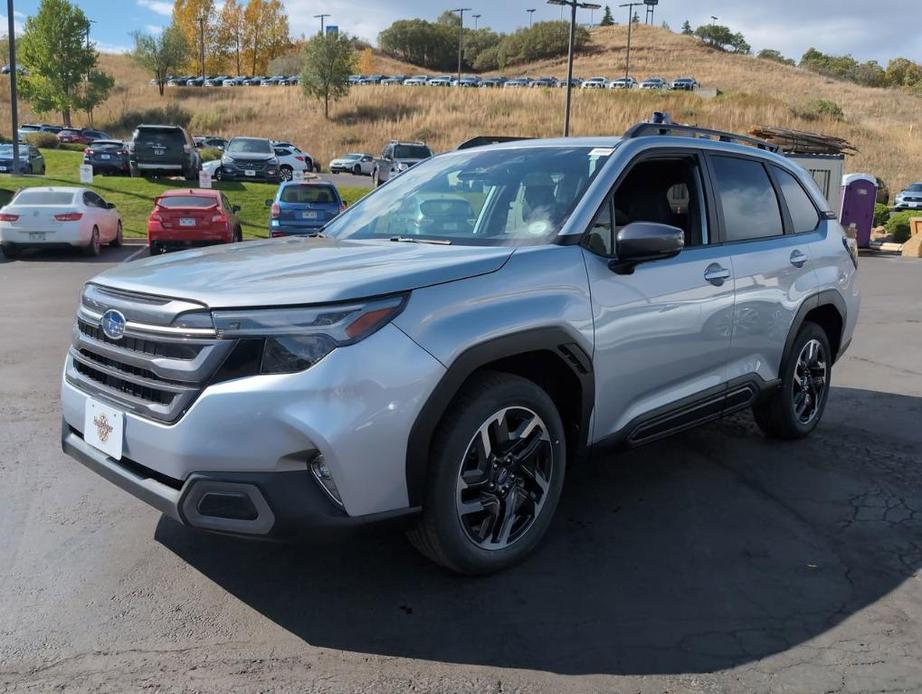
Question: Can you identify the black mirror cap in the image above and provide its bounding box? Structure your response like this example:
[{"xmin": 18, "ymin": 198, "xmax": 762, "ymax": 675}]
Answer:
[
  {"xmin": 610, "ymin": 222, "xmax": 684, "ymax": 275},
  {"xmin": 107, "ymin": 202, "xmax": 116, "ymax": 209},
  {"xmin": 232, "ymin": 205, "xmax": 241, "ymax": 213}
]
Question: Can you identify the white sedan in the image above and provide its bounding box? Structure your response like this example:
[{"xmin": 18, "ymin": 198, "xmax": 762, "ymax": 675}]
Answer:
[
  {"xmin": 0, "ymin": 186, "xmax": 123, "ymax": 258},
  {"xmin": 328, "ymin": 152, "xmax": 375, "ymax": 176}
]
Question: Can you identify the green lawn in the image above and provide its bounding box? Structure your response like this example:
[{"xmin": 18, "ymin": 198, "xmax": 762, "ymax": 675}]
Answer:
[{"xmin": 0, "ymin": 149, "xmax": 371, "ymax": 239}]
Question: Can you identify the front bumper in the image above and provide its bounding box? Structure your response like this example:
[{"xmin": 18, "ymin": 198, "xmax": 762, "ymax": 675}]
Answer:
[
  {"xmin": 62, "ymin": 420, "xmax": 419, "ymax": 540},
  {"xmin": 61, "ymin": 323, "xmax": 446, "ymax": 521}
]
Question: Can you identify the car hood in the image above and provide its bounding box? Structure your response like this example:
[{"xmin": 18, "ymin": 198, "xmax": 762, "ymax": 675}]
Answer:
[{"xmin": 91, "ymin": 237, "xmax": 514, "ymax": 308}]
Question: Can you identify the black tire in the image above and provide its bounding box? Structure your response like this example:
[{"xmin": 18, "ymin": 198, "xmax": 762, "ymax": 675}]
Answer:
[
  {"xmin": 84, "ymin": 227, "xmax": 101, "ymax": 257},
  {"xmin": 1, "ymin": 244, "xmax": 21, "ymax": 259},
  {"xmin": 352, "ymin": 163, "xmax": 361, "ymax": 176},
  {"xmin": 110, "ymin": 221, "xmax": 123, "ymax": 247},
  {"xmin": 373, "ymin": 169, "xmax": 382, "ymax": 187},
  {"xmin": 234, "ymin": 227, "xmax": 242, "ymax": 243},
  {"xmin": 214, "ymin": 166, "xmax": 224, "ymax": 181},
  {"xmin": 753, "ymin": 321, "xmax": 832, "ymax": 439},
  {"xmin": 149, "ymin": 241, "xmax": 163, "ymax": 255},
  {"xmin": 280, "ymin": 165, "xmax": 293, "ymax": 181},
  {"xmin": 407, "ymin": 371, "xmax": 566, "ymax": 575}
]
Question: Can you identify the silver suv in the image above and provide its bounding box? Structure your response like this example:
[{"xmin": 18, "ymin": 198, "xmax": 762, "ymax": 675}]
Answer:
[
  {"xmin": 61, "ymin": 121, "xmax": 860, "ymax": 575},
  {"xmin": 373, "ymin": 139, "xmax": 432, "ymax": 187}
]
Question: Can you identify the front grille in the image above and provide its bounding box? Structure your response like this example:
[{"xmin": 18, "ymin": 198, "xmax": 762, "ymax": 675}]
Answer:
[
  {"xmin": 231, "ymin": 159, "xmax": 267, "ymax": 171},
  {"xmin": 68, "ymin": 286, "xmax": 235, "ymax": 423}
]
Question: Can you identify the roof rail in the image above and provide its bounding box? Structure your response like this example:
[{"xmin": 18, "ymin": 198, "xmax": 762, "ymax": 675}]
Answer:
[
  {"xmin": 456, "ymin": 135, "xmax": 533, "ymax": 150},
  {"xmin": 623, "ymin": 118, "xmax": 780, "ymax": 153}
]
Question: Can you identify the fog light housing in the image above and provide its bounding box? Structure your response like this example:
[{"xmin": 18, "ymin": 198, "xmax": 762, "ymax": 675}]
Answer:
[{"xmin": 310, "ymin": 455, "xmax": 343, "ymax": 507}]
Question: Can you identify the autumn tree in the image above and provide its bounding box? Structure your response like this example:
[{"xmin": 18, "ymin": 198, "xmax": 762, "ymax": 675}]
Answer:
[
  {"xmin": 356, "ymin": 47, "xmax": 376, "ymax": 74},
  {"xmin": 18, "ymin": 0, "xmax": 113, "ymax": 126},
  {"xmin": 173, "ymin": 0, "xmax": 218, "ymax": 74},
  {"xmin": 242, "ymin": 0, "xmax": 290, "ymax": 75},
  {"xmin": 301, "ymin": 31, "xmax": 355, "ymax": 119},
  {"xmin": 131, "ymin": 24, "xmax": 190, "ymax": 96},
  {"xmin": 215, "ymin": 0, "xmax": 245, "ymax": 75}
]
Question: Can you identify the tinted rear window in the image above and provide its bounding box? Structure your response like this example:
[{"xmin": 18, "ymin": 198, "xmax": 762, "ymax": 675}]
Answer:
[
  {"xmin": 393, "ymin": 145, "xmax": 431, "ymax": 159},
  {"xmin": 280, "ymin": 185, "xmax": 339, "ymax": 204},
  {"xmin": 92, "ymin": 142, "xmax": 124, "ymax": 151},
  {"xmin": 158, "ymin": 196, "xmax": 217, "ymax": 208},
  {"xmin": 136, "ymin": 129, "xmax": 185, "ymax": 146},
  {"xmin": 14, "ymin": 191, "xmax": 75, "ymax": 205}
]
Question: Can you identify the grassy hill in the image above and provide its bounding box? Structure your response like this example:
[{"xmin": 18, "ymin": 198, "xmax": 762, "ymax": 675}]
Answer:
[{"xmin": 0, "ymin": 26, "xmax": 920, "ymax": 193}]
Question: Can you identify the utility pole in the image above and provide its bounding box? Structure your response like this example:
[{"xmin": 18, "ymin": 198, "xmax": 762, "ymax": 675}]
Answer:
[
  {"xmin": 472, "ymin": 13, "xmax": 481, "ymax": 29},
  {"xmin": 7, "ymin": 0, "xmax": 19, "ymax": 168},
  {"xmin": 619, "ymin": 2, "xmax": 642, "ymax": 81},
  {"xmin": 547, "ymin": 0, "xmax": 600, "ymax": 136},
  {"xmin": 198, "ymin": 14, "xmax": 206, "ymax": 80},
  {"xmin": 314, "ymin": 13, "xmax": 331, "ymax": 35},
  {"xmin": 84, "ymin": 19, "xmax": 95, "ymax": 81},
  {"xmin": 526, "ymin": 8, "xmax": 536, "ymax": 26},
  {"xmin": 451, "ymin": 8, "xmax": 471, "ymax": 83}
]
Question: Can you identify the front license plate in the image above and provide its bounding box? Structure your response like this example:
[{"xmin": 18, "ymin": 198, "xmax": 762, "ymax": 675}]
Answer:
[
  {"xmin": 302, "ymin": 211, "xmax": 318, "ymax": 219},
  {"xmin": 179, "ymin": 218, "xmax": 196, "ymax": 227},
  {"xmin": 84, "ymin": 398, "xmax": 124, "ymax": 460},
  {"xmin": 29, "ymin": 232, "xmax": 45, "ymax": 241},
  {"xmin": 244, "ymin": 170, "xmax": 256, "ymax": 177}
]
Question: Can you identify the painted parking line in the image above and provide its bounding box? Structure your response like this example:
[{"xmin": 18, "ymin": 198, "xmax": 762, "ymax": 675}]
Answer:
[{"xmin": 123, "ymin": 245, "xmax": 149, "ymax": 263}]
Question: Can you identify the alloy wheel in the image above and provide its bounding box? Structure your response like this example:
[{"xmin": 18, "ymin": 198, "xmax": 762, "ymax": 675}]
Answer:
[
  {"xmin": 455, "ymin": 406, "xmax": 554, "ymax": 551},
  {"xmin": 793, "ymin": 338, "xmax": 827, "ymax": 424}
]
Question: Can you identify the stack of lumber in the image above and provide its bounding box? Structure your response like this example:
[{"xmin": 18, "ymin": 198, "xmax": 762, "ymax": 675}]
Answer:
[{"xmin": 748, "ymin": 126, "xmax": 858, "ymax": 155}]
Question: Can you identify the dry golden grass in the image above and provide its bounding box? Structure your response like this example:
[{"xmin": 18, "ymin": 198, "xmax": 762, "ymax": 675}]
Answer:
[{"xmin": 1, "ymin": 26, "xmax": 920, "ymax": 191}]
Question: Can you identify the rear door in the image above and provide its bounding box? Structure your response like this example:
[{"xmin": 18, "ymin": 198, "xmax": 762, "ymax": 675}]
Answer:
[
  {"xmin": 708, "ymin": 154, "xmax": 819, "ymax": 385},
  {"xmin": 135, "ymin": 128, "xmax": 185, "ymax": 167}
]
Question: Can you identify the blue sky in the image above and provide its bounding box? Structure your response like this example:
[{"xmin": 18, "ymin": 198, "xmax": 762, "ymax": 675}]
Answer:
[{"xmin": 2, "ymin": 0, "xmax": 921, "ymax": 63}]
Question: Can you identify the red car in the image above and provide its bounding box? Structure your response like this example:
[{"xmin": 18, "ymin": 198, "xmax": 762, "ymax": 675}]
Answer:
[
  {"xmin": 147, "ymin": 188, "xmax": 242, "ymax": 254},
  {"xmin": 56, "ymin": 128, "xmax": 110, "ymax": 145}
]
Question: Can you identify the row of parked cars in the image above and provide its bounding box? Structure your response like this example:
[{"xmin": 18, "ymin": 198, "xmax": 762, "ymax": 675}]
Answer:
[
  {"xmin": 162, "ymin": 74, "xmax": 301, "ymax": 87},
  {"xmin": 350, "ymin": 74, "xmax": 699, "ymax": 90},
  {"xmin": 0, "ymin": 177, "xmax": 346, "ymax": 259}
]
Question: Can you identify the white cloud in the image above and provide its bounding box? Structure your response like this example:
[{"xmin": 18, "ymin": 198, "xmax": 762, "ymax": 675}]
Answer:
[
  {"xmin": 0, "ymin": 14, "xmax": 24, "ymax": 36},
  {"xmin": 146, "ymin": 24, "xmax": 164, "ymax": 35},
  {"xmin": 96, "ymin": 41, "xmax": 132, "ymax": 54},
  {"xmin": 137, "ymin": 0, "xmax": 174, "ymax": 18}
]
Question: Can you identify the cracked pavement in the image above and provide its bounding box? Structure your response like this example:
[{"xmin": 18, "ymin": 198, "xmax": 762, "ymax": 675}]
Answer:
[{"xmin": 1, "ymin": 250, "xmax": 921, "ymax": 693}]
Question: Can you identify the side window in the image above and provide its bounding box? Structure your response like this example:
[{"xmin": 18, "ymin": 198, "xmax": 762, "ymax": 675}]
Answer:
[
  {"xmin": 711, "ymin": 156, "xmax": 783, "ymax": 242},
  {"xmin": 773, "ymin": 167, "xmax": 821, "ymax": 233},
  {"xmin": 83, "ymin": 192, "xmax": 102, "ymax": 208}
]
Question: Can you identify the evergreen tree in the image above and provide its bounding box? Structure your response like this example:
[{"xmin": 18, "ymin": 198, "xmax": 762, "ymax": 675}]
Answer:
[{"xmin": 600, "ymin": 6, "xmax": 615, "ymax": 26}]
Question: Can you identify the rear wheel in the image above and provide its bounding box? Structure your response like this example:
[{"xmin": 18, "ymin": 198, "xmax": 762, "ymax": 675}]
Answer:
[
  {"xmin": 84, "ymin": 227, "xmax": 101, "ymax": 257},
  {"xmin": 234, "ymin": 227, "xmax": 242, "ymax": 243},
  {"xmin": 1, "ymin": 244, "xmax": 21, "ymax": 259},
  {"xmin": 110, "ymin": 221, "xmax": 123, "ymax": 247},
  {"xmin": 149, "ymin": 241, "xmax": 163, "ymax": 255},
  {"xmin": 407, "ymin": 372, "xmax": 566, "ymax": 575},
  {"xmin": 753, "ymin": 322, "xmax": 832, "ymax": 439}
]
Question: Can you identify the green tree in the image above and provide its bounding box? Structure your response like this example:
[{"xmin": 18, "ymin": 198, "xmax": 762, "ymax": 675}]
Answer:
[
  {"xmin": 300, "ymin": 31, "xmax": 355, "ymax": 119},
  {"xmin": 693, "ymin": 24, "xmax": 750, "ymax": 53},
  {"xmin": 681, "ymin": 20, "xmax": 693, "ymax": 35},
  {"xmin": 131, "ymin": 24, "xmax": 190, "ymax": 97},
  {"xmin": 17, "ymin": 0, "xmax": 113, "ymax": 126},
  {"xmin": 600, "ymin": 6, "xmax": 615, "ymax": 26},
  {"xmin": 757, "ymin": 48, "xmax": 795, "ymax": 66}
]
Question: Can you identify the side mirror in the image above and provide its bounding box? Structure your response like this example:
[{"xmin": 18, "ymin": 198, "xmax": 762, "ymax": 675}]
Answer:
[
  {"xmin": 265, "ymin": 199, "xmax": 273, "ymax": 207},
  {"xmin": 342, "ymin": 201, "xmax": 348, "ymax": 208},
  {"xmin": 232, "ymin": 204, "xmax": 241, "ymax": 213},
  {"xmin": 106, "ymin": 202, "xmax": 116, "ymax": 209},
  {"xmin": 609, "ymin": 222, "xmax": 684, "ymax": 275}
]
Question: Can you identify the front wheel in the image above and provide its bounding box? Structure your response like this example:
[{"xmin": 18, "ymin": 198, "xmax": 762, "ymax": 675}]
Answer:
[
  {"xmin": 352, "ymin": 164, "xmax": 362, "ymax": 176},
  {"xmin": 110, "ymin": 221, "xmax": 123, "ymax": 247},
  {"xmin": 279, "ymin": 165, "xmax": 293, "ymax": 181},
  {"xmin": 407, "ymin": 372, "xmax": 566, "ymax": 575},
  {"xmin": 753, "ymin": 322, "xmax": 832, "ymax": 439}
]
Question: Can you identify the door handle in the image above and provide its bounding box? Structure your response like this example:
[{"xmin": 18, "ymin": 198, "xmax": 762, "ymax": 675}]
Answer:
[
  {"xmin": 790, "ymin": 250, "xmax": 808, "ymax": 268},
  {"xmin": 704, "ymin": 263, "xmax": 731, "ymax": 286}
]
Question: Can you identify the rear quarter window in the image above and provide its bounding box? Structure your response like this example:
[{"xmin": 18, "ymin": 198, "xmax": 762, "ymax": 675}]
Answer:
[{"xmin": 773, "ymin": 167, "xmax": 821, "ymax": 233}]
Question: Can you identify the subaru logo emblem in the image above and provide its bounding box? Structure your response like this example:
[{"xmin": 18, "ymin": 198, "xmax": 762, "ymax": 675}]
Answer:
[{"xmin": 101, "ymin": 309, "xmax": 126, "ymax": 340}]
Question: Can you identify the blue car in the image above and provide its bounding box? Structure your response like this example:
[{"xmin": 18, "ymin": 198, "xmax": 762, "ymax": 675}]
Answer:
[{"xmin": 267, "ymin": 180, "xmax": 345, "ymax": 237}]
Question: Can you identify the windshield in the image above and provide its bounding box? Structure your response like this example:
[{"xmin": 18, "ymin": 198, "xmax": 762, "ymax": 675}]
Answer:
[
  {"xmin": 341, "ymin": 153, "xmax": 361, "ymax": 160},
  {"xmin": 227, "ymin": 138, "xmax": 272, "ymax": 155},
  {"xmin": 323, "ymin": 145, "xmax": 612, "ymax": 246},
  {"xmin": 14, "ymin": 191, "xmax": 75, "ymax": 205},
  {"xmin": 907, "ymin": 184, "xmax": 922, "ymax": 192},
  {"xmin": 393, "ymin": 144, "xmax": 431, "ymax": 160},
  {"xmin": 0, "ymin": 145, "xmax": 28, "ymax": 157}
]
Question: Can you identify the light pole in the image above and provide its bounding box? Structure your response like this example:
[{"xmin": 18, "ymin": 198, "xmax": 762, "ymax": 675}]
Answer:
[
  {"xmin": 314, "ymin": 13, "xmax": 331, "ymax": 34},
  {"xmin": 472, "ymin": 13, "xmax": 481, "ymax": 29},
  {"xmin": 619, "ymin": 2, "xmax": 642, "ymax": 81},
  {"xmin": 198, "ymin": 14, "xmax": 206, "ymax": 80},
  {"xmin": 710, "ymin": 15, "xmax": 718, "ymax": 24},
  {"xmin": 7, "ymin": 0, "xmax": 19, "ymax": 164},
  {"xmin": 526, "ymin": 8, "xmax": 535, "ymax": 26},
  {"xmin": 451, "ymin": 8, "xmax": 471, "ymax": 83},
  {"xmin": 547, "ymin": 0, "xmax": 600, "ymax": 137}
]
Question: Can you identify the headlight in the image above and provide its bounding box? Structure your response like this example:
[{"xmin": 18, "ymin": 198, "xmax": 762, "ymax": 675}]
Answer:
[
  {"xmin": 211, "ymin": 295, "xmax": 407, "ymax": 374},
  {"xmin": 221, "ymin": 156, "xmax": 233, "ymax": 166},
  {"xmin": 269, "ymin": 157, "xmax": 279, "ymax": 166}
]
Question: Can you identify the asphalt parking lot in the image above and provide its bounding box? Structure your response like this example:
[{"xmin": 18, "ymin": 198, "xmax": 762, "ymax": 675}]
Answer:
[{"xmin": 1, "ymin": 249, "xmax": 921, "ymax": 693}]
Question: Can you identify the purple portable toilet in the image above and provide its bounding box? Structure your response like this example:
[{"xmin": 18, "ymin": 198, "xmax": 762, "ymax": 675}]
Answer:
[{"xmin": 840, "ymin": 174, "xmax": 878, "ymax": 248}]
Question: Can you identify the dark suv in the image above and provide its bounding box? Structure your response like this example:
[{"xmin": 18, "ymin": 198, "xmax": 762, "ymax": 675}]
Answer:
[{"xmin": 128, "ymin": 124, "xmax": 200, "ymax": 180}]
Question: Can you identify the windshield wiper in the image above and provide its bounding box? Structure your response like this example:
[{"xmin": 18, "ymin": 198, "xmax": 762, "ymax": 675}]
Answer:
[{"xmin": 389, "ymin": 236, "xmax": 452, "ymax": 245}]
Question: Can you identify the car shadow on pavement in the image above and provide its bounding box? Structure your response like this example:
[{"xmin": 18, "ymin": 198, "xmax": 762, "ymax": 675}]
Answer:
[
  {"xmin": 0, "ymin": 244, "xmax": 144, "ymax": 264},
  {"xmin": 155, "ymin": 386, "xmax": 922, "ymax": 676}
]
